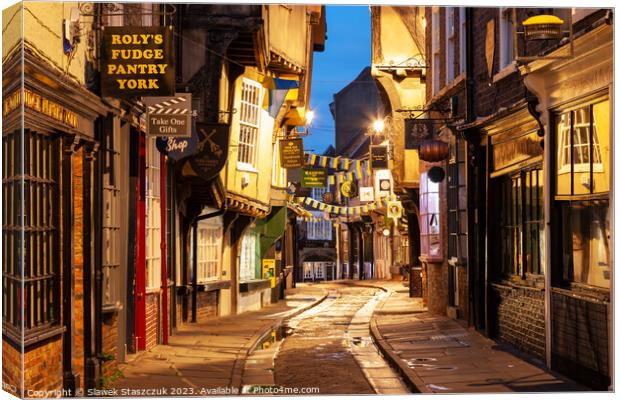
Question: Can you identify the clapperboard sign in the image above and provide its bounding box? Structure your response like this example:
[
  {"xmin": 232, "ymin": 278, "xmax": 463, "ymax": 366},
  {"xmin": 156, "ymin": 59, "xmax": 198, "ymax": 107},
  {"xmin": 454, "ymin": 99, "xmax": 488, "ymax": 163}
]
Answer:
[{"xmin": 144, "ymin": 93, "xmax": 192, "ymax": 137}]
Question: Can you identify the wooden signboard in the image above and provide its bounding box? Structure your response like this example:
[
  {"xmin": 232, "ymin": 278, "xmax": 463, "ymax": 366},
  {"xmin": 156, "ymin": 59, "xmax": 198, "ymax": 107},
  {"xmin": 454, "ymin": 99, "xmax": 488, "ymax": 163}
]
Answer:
[
  {"xmin": 188, "ymin": 123, "xmax": 230, "ymax": 181},
  {"xmin": 280, "ymin": 138, "xmax": 304, "ymax": 168},
  {"xmin": 301, "ymin": 168, "xmax": 327, "ymax": 188},
  {"xmin": 101, "ymin": 26, "xmax": 175, "ymax": 97},
  {"xmin": 370, "ymin": 145, "xmax": 389, "ymax": 170},
  {"xmin": 405, "ymin": 119, "xmax": 433, "ymax": 149},
  {"xmin": 144, "ymin": 93, "xmax": 192, "ymax": 137}
]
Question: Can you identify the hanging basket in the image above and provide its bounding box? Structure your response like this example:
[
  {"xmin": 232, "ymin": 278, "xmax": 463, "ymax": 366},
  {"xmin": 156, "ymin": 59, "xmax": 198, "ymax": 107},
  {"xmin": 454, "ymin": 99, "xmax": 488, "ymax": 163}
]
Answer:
[
  {"xmin": 419, "ymin": 140, "xmax": 449, "ymax": 162},
  {"xmin": 523, "ymin": 15, "xmax": 564, "ymax": 41}
]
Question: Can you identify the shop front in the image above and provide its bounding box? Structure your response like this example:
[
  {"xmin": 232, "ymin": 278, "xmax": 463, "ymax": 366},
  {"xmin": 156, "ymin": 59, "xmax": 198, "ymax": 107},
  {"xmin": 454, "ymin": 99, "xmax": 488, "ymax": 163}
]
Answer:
[{"xmin": 520, "ymin": 20, "xmax": 612, "ymax": 389}]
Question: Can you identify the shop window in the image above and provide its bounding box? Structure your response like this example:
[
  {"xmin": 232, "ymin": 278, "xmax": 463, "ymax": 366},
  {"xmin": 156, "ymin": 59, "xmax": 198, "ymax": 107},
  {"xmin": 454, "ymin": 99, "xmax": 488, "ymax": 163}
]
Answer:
[
  {"xmin": 448, "ymin": 137, "xmax": 467, "ymax": 264},
  {"xmin": 499, "ymin": 7, "xmax": 514, "ymax": 71},
  {"xmin": 102, "ymin": 119, "xmax": 122, "ymax": 307},
  {"xmin": 555, "ymin": 100, "xmax": 609, "ymax": 196},
  {"xmin": 196, "ymin": 217, "xmax": 223, "ymax": 282},
  {"xmin": 240, "ymin": 230, "xmax": 258, "ymax": 281},
  {"xmin": 559, "ymin": 200, "xmax": 610, "ymax": 288},
  {"xmin": 145, "ymin": 137, "xmax": 162, "ymax": 290},
  {"xmin": 420, "ymin": 171, "xmax": 442, "ymax": 261},
  {"xmin": 2, "ymin": 130, "xmax": 60, "ymax": 339},
  {"xmin": 431, "ymin": 7, "xmax": 441, "ymax": 95},
  {"xmin": 238, "ymin": 79, "xmax": 263, "ymax": 169},
  {"xmin": 446, "ymin": 7, "xmax": 456, "ymax": 83},
  {"xmin": 497, "ymin": 168, "xmax": 544, "ymax": 278}
]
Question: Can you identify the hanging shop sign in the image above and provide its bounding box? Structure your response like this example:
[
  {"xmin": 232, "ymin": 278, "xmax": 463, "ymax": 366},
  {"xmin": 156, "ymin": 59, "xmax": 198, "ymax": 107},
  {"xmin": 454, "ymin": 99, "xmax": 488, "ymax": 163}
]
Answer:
[
  {"xmin": 419, "ymin": 140, "xmax": 449, "ymax": 162},
  {"xmin": 359, "ymin": 186, "xmax": 374, "ymax": 202},
  {"xmin": 301, "ymin": 168, "xmax": 327, "ymax": 188},
  {"xmin": 144, "ymin": 93, "xmax": 191, "ymax": 137},
  {"xmin": 156, "ymin": 133, "xmax": 198, "ymax": 161},
  {"xmin": 322, "ymin": 191, "xmax": 334, "ymax": 204},
  {"xmin": 280, "ymin": 138, "xmax": 305, "ymax": 168},
  {"xmin": 340, "ymin": 181, "xmax": 358, "ymax": 198},
  {"xmin": 370, "ymin": 145, "xmax": 389, "ymax": 170},
  {"xmin": 101, "ymin": 26, "xmax": 175, "ymax": 98},
  {"xmin": 3, "ymin": 88, "xmax": 78, "ymax": 128},
  {"xmin": 404, "ymin": 119, "xmax": 433, "ymax": 149},
  {"xmin": 188, "ymin": 123, "xmax": 230, "ymax": 181}
]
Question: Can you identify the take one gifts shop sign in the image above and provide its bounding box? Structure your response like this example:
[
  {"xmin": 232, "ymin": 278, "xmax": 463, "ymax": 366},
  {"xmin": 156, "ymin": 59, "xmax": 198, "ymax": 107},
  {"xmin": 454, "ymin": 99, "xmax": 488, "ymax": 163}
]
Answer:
[{"xmin": 101, "ymin": 26, "xmax": 175, "ymax": 97}]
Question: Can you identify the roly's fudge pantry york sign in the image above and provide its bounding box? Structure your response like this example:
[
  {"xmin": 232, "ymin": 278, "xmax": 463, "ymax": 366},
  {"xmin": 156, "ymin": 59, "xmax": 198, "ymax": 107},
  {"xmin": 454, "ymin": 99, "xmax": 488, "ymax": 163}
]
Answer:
[{"xmin": 101, "ymin": 26, "xmax": 175, "ymax": 97}]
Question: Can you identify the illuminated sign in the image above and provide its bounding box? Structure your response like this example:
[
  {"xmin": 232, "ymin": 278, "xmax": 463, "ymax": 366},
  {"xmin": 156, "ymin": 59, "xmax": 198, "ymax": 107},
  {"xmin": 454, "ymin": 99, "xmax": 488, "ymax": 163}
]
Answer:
[
  {"xmin": 101, "ymin": 26, "xmax": 174, "ymax": 97},
  {"xmin": 301, "ymin": 168, "xmax": 327, "ymax": 188}
]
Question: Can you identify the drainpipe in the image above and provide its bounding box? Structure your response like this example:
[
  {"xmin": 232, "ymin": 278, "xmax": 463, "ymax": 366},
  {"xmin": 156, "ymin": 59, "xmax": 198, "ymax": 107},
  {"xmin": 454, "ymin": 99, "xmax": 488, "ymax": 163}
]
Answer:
[
  {"xmin": 191, "ymin": 204, "xmax": 227, "ymax": 322},
  {"xmin": 160, "ymin": 154, "xmax": 168, "ymax": 344}
]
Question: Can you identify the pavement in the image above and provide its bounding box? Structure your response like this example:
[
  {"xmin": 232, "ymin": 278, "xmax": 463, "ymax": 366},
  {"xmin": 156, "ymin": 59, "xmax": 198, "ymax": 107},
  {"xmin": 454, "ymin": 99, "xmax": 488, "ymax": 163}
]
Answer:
[
  {"xmin": 363, "ymin": 280, "xmax": 590, "ymax": 393},
  {"xmin": 108, "ymin": 284, "xmax": 327, "ymax": 396}
]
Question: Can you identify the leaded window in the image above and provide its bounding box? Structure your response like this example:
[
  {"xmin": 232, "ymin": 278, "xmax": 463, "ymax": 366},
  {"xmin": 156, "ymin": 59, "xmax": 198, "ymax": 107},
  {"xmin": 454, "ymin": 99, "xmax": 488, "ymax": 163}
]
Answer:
[
  {"xmin": 2, "ymin": 130, "xmax": 60, "ymax": 338},
  {"xmin": 447, "ymin": 137, "xmax": 467, "ymax": 264},
  {"xmin": 497, "ymin": 168, "xmax": 544, "ymax": 277},
  {"xmin": 102, "ymin": 120, "xmax": 122, "ymax": 307}
]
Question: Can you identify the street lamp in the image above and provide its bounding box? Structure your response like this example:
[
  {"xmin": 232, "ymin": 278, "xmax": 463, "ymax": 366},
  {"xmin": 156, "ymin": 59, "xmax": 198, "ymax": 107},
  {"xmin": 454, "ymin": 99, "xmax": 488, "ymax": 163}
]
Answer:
[
  {"xmin": 373, "ymin": 119, "xmax": 385, "ymax": 134},
  {"xmin": 305, "ymin": 110, "xmax": 315, "ymax": 125}
]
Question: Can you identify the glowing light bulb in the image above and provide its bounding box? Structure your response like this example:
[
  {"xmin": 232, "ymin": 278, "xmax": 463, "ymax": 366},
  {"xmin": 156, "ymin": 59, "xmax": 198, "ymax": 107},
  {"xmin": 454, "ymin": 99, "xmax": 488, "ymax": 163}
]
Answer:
[{"xmin": 373, "ymin": 119, "xmax": 385, "ymax": 133}]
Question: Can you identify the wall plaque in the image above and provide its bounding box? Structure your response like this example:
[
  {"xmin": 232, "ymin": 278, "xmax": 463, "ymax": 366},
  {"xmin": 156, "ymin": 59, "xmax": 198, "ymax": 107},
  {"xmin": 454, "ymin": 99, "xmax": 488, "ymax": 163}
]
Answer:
[{"xmin": 101, "ymin": 26, "xmax": 174, "ymax": 97}]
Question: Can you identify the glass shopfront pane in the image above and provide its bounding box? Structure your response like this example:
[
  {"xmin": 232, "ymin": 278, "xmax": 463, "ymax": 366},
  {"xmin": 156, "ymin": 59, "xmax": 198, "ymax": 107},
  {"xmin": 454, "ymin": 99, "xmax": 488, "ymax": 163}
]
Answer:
[
  {"xmin": 592, "ymin": 100, "xmax": 610, "ymax": 193},
  {"xmin": 563, "ymin": 201, "xmax": 610, "ymax": 288},
  {"xmin": 556, "ymin": 111, "xmax": 572, "ymax": 195}
]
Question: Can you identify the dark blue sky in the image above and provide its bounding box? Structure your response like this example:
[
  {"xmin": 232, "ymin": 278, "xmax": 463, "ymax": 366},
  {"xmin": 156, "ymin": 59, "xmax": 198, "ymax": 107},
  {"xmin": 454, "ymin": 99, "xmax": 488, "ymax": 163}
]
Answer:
[{"xmin": 306, "ymin": 5, "xmax": 371, "ymax": 154}]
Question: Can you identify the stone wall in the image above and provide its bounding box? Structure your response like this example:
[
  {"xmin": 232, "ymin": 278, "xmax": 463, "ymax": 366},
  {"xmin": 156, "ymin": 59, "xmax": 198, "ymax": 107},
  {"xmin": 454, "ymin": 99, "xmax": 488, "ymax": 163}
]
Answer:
[{"xmin": 490, "ymin": 283, "xmax": 545, "ymax": 359}]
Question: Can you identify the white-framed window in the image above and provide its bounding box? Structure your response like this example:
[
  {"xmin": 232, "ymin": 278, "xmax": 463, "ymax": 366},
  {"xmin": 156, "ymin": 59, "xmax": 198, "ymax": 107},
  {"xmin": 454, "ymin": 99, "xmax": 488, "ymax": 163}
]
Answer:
[
  {"xmin": 146, "ymin": 137, "xmax": 162, "ymax": 290},
  {"xmin": 196, "ymin": 216, "xmax": 223, "ymax": 282},
  {"xmin": 459, "ymin": 7, "xmax": 466, "ymax": 76},
  {"xmin": 446, "ymin": 7, "xmax": 456, "ymax": 83},
  {"xmin": 239, "ymin": 230, "xmax": 258, "ymax": 281},
  {"xmin": 431, "ymin": 7, "xmax": 441, "ymax": 95},
  {"xmin": 557, "ymin": 105, "xmax": 603, "ymax": 174},
  {"xmin": 238, "ymin": 79, "xmax": 263, "ymax": 169},
  {"xmin": 498, "ymin": 7, "xmax": 515, "ymax": 71}
]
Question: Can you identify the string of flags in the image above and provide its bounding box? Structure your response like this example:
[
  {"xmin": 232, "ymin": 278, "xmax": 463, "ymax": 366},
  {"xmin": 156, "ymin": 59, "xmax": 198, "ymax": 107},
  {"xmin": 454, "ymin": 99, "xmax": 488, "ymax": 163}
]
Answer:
[
  {"xmin": 294, "ymin": 194, "xmax": 398, "ymax": 216},
  {"xmin": 304, "ymin": 153, "xmax": 372, "ymax": 184}
]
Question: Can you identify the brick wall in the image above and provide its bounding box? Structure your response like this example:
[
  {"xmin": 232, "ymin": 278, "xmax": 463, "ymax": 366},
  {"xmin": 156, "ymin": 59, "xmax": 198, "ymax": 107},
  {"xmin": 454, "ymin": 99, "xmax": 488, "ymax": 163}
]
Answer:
[
  {"xmin": 551, "ymin": 290, "xmax": 610, "ymax": 389},
  {"xmin": 457, "ymin": 266, "xmax": 469, "ymax": 321},
  {"xmin": 73, "ymin": 148, "xmax": 84, "ymax": 390},
  {"xmin": 101, "ymin": 314, "xmax": 118, "ymax": 379},
  {"xmin": 3, "ymin": 339, "xmax": 22, "ymax": 396},
  {"xmin": 196, "ymin": 291, "xmax": 218, "ymax": 322},
  {"xmin": 145, "ymin": 292, "xmax": 159, "ymax": 350},
  {"xmin": 490, "ymin": 283, "xmax": 545, "ymax": 359},
  {"xmin": 24, "ymin": 338, "xmax": 63, "ymax": 395}
]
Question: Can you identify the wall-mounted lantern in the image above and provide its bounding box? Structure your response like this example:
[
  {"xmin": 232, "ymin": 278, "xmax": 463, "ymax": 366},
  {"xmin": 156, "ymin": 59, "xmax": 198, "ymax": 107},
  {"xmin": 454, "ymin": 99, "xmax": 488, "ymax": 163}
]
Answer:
[
  {"xmin": 522, "ymin": 15, "xmax": 565, "ymax": 40},
  {"xmin": 513, "ymin": 10, "xmax": 574, "ymax": 62}
]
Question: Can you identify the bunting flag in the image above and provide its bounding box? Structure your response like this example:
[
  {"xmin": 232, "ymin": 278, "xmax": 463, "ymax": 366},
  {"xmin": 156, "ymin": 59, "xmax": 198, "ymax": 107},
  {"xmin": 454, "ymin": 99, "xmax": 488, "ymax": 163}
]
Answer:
[
  {"xmin": 304, "ymin": 152, "xmax": 375, "ymax": 173},
  {"xmin": 261, "ymin": 77, "xmax": 300, "ymax": 118},
  {"xmin": 292, "ymin": 194, "xmax": 398, "ymax": 216}
]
